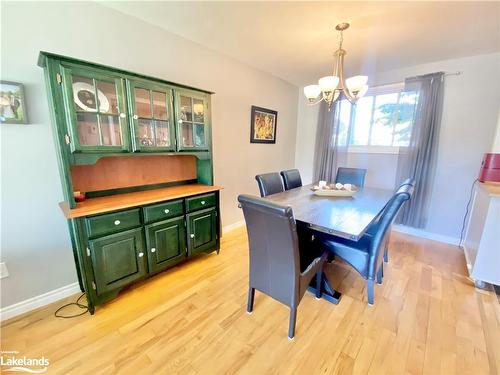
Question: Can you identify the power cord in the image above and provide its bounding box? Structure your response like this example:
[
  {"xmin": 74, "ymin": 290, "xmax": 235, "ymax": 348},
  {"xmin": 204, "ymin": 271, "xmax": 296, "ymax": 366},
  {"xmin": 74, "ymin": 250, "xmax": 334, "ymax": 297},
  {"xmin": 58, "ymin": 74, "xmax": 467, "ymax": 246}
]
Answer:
[
  {"xmin": 459, "ymin": 178, "xmax": 478, "ymax": 247},
  {"xmin": 54, "ymin": 293, "xmax": 89, "ymax": 318}
]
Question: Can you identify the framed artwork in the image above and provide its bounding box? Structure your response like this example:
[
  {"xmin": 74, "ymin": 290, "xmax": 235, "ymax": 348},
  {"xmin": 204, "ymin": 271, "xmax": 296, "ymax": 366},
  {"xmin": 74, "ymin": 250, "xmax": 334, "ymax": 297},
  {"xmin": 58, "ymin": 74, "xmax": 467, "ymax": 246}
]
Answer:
[
  {"xmin": 250, "ymin": 106, "xmax": 277, "ymax": 144},
  {"xmin": 0, "ymin": 81, "xmax": 28, "ymax": 124}
]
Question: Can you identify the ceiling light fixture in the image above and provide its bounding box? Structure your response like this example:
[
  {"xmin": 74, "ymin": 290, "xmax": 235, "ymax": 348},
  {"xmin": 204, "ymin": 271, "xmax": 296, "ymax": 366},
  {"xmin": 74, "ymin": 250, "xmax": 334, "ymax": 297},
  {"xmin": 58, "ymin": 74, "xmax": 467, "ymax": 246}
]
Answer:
[{"xmin": 303, "ymin": 23, "xmax": 368, "ymax": 109}]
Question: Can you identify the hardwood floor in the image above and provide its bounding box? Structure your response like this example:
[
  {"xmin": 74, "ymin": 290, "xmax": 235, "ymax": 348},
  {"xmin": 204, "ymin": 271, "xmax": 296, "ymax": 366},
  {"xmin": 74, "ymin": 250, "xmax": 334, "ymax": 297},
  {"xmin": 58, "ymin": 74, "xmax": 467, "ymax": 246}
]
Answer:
[{"xmin": 2, "ymin": 227, "xmax": 499, "ymax": 374}]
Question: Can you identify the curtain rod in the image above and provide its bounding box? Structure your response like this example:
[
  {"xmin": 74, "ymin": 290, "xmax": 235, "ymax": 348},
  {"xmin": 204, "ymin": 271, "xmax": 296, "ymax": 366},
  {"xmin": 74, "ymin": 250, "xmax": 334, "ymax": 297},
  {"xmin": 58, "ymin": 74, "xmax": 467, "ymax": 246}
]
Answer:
[{"xmin": 379, "ymin": 71, "xmax": 463, "ymax": 87}]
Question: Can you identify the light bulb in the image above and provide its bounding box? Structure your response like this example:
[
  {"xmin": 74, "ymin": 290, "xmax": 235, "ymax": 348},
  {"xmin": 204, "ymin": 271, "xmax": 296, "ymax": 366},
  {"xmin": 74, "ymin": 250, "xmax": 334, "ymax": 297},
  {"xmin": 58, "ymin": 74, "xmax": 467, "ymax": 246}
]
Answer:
[
  {"xmin": 318, "ymin": 76, "xmax": 339, "ymax": 93},
  {"xmin": 345, "ymin": 75, "xmax": 368, "ymax": 93},
  {"xmin": 303, "ymin": 85, "xmax": 321, "ymax": 102}
]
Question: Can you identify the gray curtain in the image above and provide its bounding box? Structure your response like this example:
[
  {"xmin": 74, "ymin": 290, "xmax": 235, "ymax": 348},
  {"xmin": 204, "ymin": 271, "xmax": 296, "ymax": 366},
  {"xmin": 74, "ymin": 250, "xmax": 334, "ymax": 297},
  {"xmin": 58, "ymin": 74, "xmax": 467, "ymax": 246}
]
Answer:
[
  {"xmin": 395, "ymin": 72, "xmax": 445, "ymax": 228},
  {"xmin": 313, "ymin": 101, "xmax": 348, "ymax": 182}
]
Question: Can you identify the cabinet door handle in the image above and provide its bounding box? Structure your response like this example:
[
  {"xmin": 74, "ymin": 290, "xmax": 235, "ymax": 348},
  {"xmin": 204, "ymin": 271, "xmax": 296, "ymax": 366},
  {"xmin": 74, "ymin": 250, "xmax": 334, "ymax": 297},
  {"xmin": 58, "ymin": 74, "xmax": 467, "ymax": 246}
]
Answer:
[
  {"xmin": 201, "ymin": 200, "xmax": 206, "ymax": 205},
  {"xmin": 151, "ymin": 248, "xmax": 156, "ymax": 253},
  {"xmin": 114, "ymin": 220, "xmax": 121, "ymax": 226},
  {"xmin": 164, "ymin": 209, "xmax": 170, "ymax": 214},
  {"xmin": 138, "ymin": 252, "xmax": 144, "ymax": 258},
  {"xmin": 190, "ymin": 234, "xmax": 195, "ymax": 239},
  {"xmin": 133, "ymin": 114, "xmax": 138, "ymax": 120},
  {"xmin": 120, "ymin": 113, "xmax": 126, "ymax": 118}
]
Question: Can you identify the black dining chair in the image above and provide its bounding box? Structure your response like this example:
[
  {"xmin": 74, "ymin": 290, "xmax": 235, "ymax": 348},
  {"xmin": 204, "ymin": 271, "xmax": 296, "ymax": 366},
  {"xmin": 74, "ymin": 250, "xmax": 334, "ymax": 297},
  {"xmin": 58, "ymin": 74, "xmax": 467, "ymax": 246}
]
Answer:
[
  {"xmin": 280, "ymin": 169, "xmax": 303, "ymax": 190},
  {"xmin": 366, "ymin": 178, "xmax": 415, "ymax": 262},
  {"xmin": 238, "ymin": 194, "xmax": 327, "ymax": 339},
  {"xmin": 319, "ymin": 184, "xmax": 413, "ymax": 305},
  {"xmin": 335, "ymin": 167, "xmax": 367, "ymax": 187},
  {"xmin": 255, "ymin": 172, "xmax": 285, "ymax": 197}
]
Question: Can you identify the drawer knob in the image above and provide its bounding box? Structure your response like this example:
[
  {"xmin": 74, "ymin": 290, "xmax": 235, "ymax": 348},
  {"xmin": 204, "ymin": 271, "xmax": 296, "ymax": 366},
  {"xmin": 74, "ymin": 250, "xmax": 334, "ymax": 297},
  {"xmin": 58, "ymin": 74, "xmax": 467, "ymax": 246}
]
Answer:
[
  {"xmin": 133, "ymin": 114, "xmax": 138, "ymax": 120},
  {"xmin": 190, "ymin": 234, "xmax": 195, "ymax": 239},
  {"xmin": 151, "ymin": 248, "xmax": 156, "ymax": 253},
  {"xmin": 114, "ymin": 220, "xmax": 121, "ymax": 226},
  {"xmin": 164, "ymin": 209, "xmax": 170, "ymax": 214},
  {"xmin": 178, "ymin": 119, "xmax": 183, "ymax": 124},
  {"xmin": 120, "ymin": 113, "xmax": 126, "ymax": 118},
  {"xmin": 201, "ymin": 200, "xmax": 206, "ymax": 205},
  {"xmin": 138, "ymin": 252, "xmax": 144, "ymax": 258}
]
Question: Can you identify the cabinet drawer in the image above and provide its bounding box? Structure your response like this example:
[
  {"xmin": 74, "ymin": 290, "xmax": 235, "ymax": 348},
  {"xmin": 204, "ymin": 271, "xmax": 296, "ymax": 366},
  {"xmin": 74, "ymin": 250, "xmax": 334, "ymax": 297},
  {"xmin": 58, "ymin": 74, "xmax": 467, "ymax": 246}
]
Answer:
[
  {"xmin": 186, "ymin": 193, "xmax": 216, "ymax": 213},
  {"xmin": 143, "ymin": 199, "xmax": 184, "ymax": 223},
  {"xmin": 86, "ymin": 208, "xmax": 141, "ymax": 238}
]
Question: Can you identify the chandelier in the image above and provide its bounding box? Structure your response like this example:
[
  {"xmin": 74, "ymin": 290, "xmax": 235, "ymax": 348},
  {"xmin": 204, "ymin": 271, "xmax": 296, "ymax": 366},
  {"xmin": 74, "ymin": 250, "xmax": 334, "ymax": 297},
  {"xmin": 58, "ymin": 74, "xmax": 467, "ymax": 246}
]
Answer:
[{"xmin": 303, "ymin": 23, "xmax": 368, "ymax": 109}]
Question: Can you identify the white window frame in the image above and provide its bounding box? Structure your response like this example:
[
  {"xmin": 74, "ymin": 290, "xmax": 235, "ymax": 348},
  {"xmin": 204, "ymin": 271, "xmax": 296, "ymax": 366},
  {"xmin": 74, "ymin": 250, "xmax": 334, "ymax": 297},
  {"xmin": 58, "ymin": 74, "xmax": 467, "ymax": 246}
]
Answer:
[{"xmin": 345, "ymin": 82, "xmax": 408, "ymax": 154}]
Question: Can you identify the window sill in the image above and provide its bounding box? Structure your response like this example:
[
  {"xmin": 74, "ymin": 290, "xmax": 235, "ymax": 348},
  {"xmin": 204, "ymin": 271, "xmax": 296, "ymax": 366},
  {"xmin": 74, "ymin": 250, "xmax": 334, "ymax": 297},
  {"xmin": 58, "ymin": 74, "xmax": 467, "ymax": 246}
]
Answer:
[{"xmin": 347, "ymin": 145, "xmax": 401, "ymax": 155}]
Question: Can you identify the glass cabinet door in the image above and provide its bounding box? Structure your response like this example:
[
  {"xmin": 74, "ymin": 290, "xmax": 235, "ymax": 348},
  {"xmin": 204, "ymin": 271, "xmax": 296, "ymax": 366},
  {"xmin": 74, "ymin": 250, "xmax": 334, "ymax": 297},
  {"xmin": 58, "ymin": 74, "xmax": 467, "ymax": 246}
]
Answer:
[
  {"xmin": 127, "ymin": 80, "xmax": 175, "ymax": 152},
  {"xmin": 61, "ymin": 66, "xmax": 129, "ymax": 153},
  {"xmin": 175, "ymin": 90, "xmax": 210, "ymax": 151}
]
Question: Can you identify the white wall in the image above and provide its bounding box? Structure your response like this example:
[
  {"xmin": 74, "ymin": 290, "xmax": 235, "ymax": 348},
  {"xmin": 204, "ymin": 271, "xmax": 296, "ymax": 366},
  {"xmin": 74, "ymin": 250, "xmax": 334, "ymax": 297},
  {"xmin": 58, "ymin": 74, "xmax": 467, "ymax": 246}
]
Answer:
[
  {"xmin": 0, "ymin": 2, "xmax": 298, "ymax": 308},
  {"xmin": 296, "ymin": 52, "xmax": 500, "ymax": 240}
]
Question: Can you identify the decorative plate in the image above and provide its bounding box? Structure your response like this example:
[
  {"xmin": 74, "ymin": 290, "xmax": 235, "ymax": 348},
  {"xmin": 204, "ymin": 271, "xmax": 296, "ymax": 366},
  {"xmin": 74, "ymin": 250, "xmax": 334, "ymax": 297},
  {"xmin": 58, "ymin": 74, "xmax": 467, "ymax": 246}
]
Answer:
[{"xmin": 73, "ymin": 82, "xmax": 110, "ymax": 113}]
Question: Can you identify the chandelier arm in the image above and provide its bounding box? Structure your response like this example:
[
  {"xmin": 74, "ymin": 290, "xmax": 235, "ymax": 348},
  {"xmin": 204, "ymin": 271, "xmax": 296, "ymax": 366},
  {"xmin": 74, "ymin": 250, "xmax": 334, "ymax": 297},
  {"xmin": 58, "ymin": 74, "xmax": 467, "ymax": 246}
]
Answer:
[
  {"xmin": 336, "ymin": 50, "xmax": 356, "ymax": 103},
  {"xmin": 306, "ymin": 96, "xmax": 324, "ymax": 106}
]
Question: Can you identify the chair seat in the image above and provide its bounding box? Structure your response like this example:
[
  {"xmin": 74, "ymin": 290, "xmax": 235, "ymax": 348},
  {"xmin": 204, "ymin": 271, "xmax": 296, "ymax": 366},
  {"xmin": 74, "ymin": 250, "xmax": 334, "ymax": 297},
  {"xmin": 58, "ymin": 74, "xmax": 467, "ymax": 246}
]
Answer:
[{"xmin": 322, "ymin": 235, "xmax": 371, "ymax": 277}]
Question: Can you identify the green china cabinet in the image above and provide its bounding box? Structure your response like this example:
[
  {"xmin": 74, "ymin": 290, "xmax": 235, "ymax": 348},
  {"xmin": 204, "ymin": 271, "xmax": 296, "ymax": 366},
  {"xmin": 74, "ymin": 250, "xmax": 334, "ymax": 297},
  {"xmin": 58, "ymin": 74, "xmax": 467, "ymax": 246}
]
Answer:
[{"xmin": 39, "ymin": 52, "xmax": 221, "ymax": 314}]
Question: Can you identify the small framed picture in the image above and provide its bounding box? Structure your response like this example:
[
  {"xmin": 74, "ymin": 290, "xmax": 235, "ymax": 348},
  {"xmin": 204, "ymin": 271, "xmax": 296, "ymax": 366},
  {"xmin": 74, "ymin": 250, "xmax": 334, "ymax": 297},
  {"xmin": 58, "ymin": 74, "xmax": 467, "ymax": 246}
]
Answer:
[
  {"xmin": 0, "ymin": 81, "xmax": 28, "ymax": 124},
  {"xmin": 250, "ymin": 106, "xmax": 277, "ymax": 144}
]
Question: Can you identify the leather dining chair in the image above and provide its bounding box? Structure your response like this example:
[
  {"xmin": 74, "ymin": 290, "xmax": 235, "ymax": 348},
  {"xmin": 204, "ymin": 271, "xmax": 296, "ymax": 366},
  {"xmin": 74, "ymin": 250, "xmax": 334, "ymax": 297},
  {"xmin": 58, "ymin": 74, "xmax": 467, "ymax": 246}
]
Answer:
[
  {"xmin": 280, "ymin": 169, "xmax": 303, "ymax": 190},
  {"xmin": 255, "ymin": 172, "xmax": 285, "ymax": 197},
  {"xmin": 319, "ymin": 184, "xmax": 413, "ymax": 305},
  {"xmin": 238, "ymin": 194, "xmax": 327, "ymax": 339},
  {"xmin": 366, "ymin": 178, "xmax": 415, "ymax": 263},
  {"xmin": 335, "ymin": 167, "xmax": 367, "ymax": 187}
]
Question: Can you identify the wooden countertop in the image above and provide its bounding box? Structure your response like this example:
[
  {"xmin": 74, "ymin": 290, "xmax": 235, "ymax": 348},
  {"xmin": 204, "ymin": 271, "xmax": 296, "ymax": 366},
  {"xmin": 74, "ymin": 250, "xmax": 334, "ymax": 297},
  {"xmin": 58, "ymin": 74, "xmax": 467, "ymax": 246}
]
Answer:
[
  {"xmin": 478, "ymin": 182, "xmax": 500, "ymax": 197},
  {"xmin": 60, "ymin": 184, "xmax": 223, "ymax": 219}
]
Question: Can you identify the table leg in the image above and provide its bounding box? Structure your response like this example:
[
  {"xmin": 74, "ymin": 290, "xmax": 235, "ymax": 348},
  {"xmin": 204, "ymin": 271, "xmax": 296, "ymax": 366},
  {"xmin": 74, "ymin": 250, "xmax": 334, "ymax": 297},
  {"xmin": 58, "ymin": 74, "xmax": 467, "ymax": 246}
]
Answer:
[{"xmin": 307, "ymin": 272, "xmax": 342, "ymax": 304}]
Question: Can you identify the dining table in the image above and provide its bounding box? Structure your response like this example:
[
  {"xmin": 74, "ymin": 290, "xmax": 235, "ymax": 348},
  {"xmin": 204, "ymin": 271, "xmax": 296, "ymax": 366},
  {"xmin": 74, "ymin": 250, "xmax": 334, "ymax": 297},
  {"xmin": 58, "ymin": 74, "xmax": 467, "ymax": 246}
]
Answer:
[{"xmin": 263, "ymin": 184, "xmax": 394, "ymax": 304}]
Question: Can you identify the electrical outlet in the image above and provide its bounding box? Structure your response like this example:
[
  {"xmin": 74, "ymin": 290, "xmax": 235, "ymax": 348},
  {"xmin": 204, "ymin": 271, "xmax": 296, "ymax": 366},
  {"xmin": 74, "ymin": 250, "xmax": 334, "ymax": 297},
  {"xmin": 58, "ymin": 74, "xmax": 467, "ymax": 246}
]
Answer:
[{"xmin": 0, "ymin": 262, "xmax": 9, "ymax": 279}]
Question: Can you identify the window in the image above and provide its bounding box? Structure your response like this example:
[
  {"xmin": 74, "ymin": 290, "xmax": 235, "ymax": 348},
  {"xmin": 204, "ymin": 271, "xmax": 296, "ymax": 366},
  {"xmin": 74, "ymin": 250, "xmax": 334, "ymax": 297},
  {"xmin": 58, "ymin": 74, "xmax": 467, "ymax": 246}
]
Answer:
[{"xmin": 337, "ymin": 83, "xmax": 419, "ymax": 153}]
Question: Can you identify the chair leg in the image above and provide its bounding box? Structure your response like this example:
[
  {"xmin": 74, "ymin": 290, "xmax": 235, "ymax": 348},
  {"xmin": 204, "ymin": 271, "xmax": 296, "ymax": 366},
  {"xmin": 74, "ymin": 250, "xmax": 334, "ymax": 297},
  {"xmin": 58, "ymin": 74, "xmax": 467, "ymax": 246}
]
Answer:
[
  {"xmin": 384, "ymin": 246, "xmax": 389, "ymax": 263},
  {"xmin": 288, "ymin": 307, "xmax": 297, "ymax": 339},
  {"xmin": 247, "ymin": 287, "xmax": 255, "ymax": 314},
  {"xmin": 376, "ymin": 264, "xmax": 383, "ymax": 285},
  {"xmin": 315, "ymin": 271, "xmax": 322, "ymax": 299},
  {"xmin": 367, "ymin": 279, "xmax": 375, "ymax": 305}
]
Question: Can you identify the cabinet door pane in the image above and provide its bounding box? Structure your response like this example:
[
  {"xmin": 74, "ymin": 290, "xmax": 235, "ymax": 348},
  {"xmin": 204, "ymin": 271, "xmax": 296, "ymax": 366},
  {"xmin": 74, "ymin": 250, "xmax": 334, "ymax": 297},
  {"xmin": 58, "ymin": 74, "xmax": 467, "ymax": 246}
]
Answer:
[
  {"xmin": 100, "ymin": 114, "xmax": 122, "ymax": 146},
  {"xmin": 152, "ymin": 91, "xmax": 168, "ymax": 121},
  {"xmin": 77, "ymin": 112, "xmax": 100, "ymax": 146},
  {"xmin": 135, "ymin": 88, "xmax": 152, "ymax": 118},
  {"xmin": 73, "ymin": 76, "xmax": 97, "ymax": 112},
  {"xmin": 193, "ymin": 98, "xmax": 204, "ymax": 123},
  {"xmin": 181, "ymin": 122, "xmax": 194, "ymax": 147},
  {"xmin": 96, "ymin": 80, "xmax": 119, "ymax": 114},
  {"xmin": 180, "ymin": 96, "xmax": 192, "ymax": 121},
  {"xmin": 138, "ymin": 119, "xmax": 155, "ymax": 147},
  {"xmin": 194, "ymin": 124, "xmax": 206, "ymax": 147},
  {"xmin": 155, "ymin": 120, "xmax": 170, "ymax": 147}
]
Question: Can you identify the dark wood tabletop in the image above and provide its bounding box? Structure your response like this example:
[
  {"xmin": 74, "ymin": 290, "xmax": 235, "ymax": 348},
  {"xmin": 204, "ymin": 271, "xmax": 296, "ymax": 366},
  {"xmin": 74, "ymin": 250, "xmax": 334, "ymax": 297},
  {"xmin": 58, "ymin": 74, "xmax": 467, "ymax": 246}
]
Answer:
[{"xmin": 264, "ymin": 184, "xmax": 394, "ymax": 241}]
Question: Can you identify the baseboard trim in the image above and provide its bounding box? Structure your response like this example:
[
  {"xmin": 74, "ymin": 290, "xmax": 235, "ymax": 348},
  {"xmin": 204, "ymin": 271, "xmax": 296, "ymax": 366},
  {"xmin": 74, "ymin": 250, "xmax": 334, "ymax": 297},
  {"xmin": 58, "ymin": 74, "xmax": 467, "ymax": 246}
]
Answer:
[
  {"xmin": 222, "ymin": 220, "xmax": 245, "ymax": 234},
  {"xmin": 0, "ymin": 282, "xmax": 81, "ymax": 321},
  {"xmin": 392, "ymin": 225, "xmax": 460, "ymax": 246}
]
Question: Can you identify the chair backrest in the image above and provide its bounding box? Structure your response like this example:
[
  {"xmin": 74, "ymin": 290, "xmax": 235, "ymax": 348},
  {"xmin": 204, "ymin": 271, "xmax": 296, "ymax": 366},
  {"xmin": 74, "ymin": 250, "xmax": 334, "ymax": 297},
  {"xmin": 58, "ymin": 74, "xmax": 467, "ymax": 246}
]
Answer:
[
  {"xmin": 368, "ymin": 185, "xmax": 414, "ymax": 278},
  {"xmin": 335, "ymin": 167, "xmax": 367, "ymax": 187},
  {"xmin": 238, "ymin": 194, "xmax": 300, "ymax": 306},
  {"xmin": 255, "ymin": 172, "xmax": 285, "ymax": 197},
  {"xmin": 280, "ymin": 169, "xmax": 303, "ymax": 190}
]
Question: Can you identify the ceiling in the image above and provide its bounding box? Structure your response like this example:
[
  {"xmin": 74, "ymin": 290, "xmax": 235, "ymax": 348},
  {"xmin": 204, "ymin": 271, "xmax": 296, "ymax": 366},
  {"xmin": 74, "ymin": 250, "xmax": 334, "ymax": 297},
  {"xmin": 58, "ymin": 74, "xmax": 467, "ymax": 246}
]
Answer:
[{"xmin": 102, "ymin": 1, "xmax": 500, "ymax": 86}]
